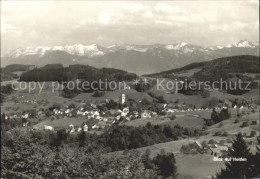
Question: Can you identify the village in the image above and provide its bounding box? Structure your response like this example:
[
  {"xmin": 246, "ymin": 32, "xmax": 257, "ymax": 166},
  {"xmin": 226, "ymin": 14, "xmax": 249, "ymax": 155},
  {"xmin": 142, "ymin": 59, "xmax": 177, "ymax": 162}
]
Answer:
[
  {"xmin": 2, "ymin": 92, "xmax": 258, "ymax": 133},
  {"xmin": 2, "ymin": 89, "xmax": 259, "ymax": 168}
]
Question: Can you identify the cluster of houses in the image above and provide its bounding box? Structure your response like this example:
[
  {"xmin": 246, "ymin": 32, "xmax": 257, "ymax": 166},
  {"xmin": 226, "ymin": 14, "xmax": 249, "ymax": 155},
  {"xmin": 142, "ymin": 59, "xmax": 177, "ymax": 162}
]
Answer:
[
  {"xmin": 2, "ymin": 111, "xmax": 31, "ymax": 121},
  {"xmin": 3, "ymin": 93, "xmax": 259, "ymax": 134},
  {"xmin": 20, "ymin": 100, "xmax": 37, "ymax": 104},
  {"xmin": 182, "ymin": 140, "xmax": 230, "ymax": 158},
  {"xmin": 165, "ymin": 105, "xmax": 212, "ymax": 113}
]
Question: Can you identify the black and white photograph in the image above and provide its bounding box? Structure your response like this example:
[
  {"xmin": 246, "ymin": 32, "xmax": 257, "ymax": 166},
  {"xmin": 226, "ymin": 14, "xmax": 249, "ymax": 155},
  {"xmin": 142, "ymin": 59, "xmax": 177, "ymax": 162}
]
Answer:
[{"xmin": 1, "ymin": 0, "xmax": 260, "ymax": 178}]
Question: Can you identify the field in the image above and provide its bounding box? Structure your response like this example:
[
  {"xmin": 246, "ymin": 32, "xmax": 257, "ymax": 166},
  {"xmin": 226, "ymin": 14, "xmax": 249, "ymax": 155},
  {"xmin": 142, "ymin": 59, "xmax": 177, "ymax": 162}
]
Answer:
[
  {"xmin": 124, "ymin": 113, "xmax": 205, "ymax": 129},
  {"xmin": 34, "ymin": 116, "xmax": 87, "ymax": 129},
  {"xmin": 174, "ymin": 67, "xmax": 202, "ymax": 77},
  {"xmin": 109, "ymin": 110, "xmax": 259, "ymax": 178},
  {"xmin": 105, "ymin": 138, "xmax": 224, "ymax": 178}
]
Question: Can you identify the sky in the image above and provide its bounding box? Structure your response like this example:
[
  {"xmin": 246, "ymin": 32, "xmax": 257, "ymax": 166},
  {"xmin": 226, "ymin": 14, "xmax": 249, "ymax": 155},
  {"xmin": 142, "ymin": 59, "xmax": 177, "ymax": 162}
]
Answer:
[{"xmin": 1, "ymin": 0, "xmax": 259, "ymax": 54}]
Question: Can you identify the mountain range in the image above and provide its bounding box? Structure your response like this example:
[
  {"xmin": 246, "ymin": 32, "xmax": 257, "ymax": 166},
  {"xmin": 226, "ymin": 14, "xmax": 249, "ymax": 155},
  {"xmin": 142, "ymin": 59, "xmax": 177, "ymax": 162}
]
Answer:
[{"xmin": 2, "ymin": 40, "xmax": 259, "ymax": 74}]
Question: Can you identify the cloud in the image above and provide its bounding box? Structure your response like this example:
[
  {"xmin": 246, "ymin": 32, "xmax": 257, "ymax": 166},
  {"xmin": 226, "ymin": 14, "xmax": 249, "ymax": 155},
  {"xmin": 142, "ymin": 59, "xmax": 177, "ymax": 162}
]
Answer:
[
  {"xmin": 155, "ymin": 3, "xmax": 186, "ymax": 14},
  {"xmin": 1, "ymin": 18, "xmax": 19, "ymax": 33},
  {"xmin": 1, "ymin": 1, "xmax": 259, "ymax": 53},
  {"xmin": 143, "ymin": 10, "xmax": 154, "ymax": 18},
  {"xmin": 121, "ymin": 3, "xmax": 144, "ymax": 12},
  {"xmin": 97, "ymin": 9, "xmax": 115, "ymax": 25}
]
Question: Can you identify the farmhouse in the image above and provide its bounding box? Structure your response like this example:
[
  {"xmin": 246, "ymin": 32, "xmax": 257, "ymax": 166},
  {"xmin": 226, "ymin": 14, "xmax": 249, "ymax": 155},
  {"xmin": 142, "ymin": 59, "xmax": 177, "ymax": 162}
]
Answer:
[
  {"xmin": 209, "ymin": 144, "xmax": 229, "ymax": 157},
  {"xmin": 141, "ymin": 110, "xmax": 151, "ymax": 118},
  {"xmin": 43, "ymin": 125, "xmax": 54, "ymax": 131}
]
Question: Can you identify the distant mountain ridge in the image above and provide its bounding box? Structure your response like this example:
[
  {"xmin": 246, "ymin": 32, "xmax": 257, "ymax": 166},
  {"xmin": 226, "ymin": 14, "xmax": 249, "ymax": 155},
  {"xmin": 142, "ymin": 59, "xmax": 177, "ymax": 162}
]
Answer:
[
  {"xmin": 2, "ymin": 40, "xmax": 259, "ymax": 74},
  {"xmin": 146, "ymin": 55, "xmax": 260, "ymax": 80}
]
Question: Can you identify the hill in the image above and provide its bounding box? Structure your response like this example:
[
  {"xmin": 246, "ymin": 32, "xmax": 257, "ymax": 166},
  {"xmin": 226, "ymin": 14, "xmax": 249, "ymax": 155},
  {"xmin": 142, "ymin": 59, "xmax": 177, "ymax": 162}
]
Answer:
[
  {"xmin": 19, "ymin": 64, "xmax": 137, "ymax": 82},
  {"xmin": 146, "ymin": 55, "xmax": 259, "ymax": 80},
  {"xmin": 1, "ymin": 64, "xmax": 35, "ymax": 81}
]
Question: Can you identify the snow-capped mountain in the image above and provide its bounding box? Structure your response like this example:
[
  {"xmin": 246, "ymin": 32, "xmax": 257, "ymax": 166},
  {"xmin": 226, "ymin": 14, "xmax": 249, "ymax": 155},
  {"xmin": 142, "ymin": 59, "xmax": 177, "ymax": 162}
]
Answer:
[
  {"xmin": 6, "ymin": 44, "xmax": 106, "ymax": 58},
  {"xmin": 226, "ymin": 40, "xmax": 259, "ymax": 48},
  {"xmin": 2, "ymin": 40, "xmax": 259, "ymax": 74}
]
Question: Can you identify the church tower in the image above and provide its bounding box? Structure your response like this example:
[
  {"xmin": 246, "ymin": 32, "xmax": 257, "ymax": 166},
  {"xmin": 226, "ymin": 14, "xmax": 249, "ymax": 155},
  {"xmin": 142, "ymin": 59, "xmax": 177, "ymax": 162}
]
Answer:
[{"xmin": 120, "ymin": 94, "xmax": 126, "ymax": 104}]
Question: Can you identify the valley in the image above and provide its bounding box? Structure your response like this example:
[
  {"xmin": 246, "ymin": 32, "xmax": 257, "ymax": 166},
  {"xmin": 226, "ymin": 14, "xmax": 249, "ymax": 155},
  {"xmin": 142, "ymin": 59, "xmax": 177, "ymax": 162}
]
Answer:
[{"xmin": 1, "ymin": 54, "xmax": 259, "ymax": 178}]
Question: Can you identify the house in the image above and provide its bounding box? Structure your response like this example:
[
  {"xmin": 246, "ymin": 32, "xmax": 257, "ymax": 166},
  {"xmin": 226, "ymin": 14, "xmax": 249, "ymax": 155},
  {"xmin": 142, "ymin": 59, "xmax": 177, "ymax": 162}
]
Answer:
[
  {"xmin": 141, "ymin": 110, "xmax": 151, "ymax": 118},
  {"xmin": 22, "ymin": 113, "xmax": 29, "ymax": 119},
  {"xmin": 65, "ymin": 109, "xmax": 71, "ymax": 114},
  {"xmin": 133, "ymin": 111, "xmax": 139, "ymax": 118},
  {"xmin": 77, "ymin": 127, "xmax": 82, "ymax": 132},
  {"xmin": 83, "ymin": 124, "xmax": 88, "ymax": 131},
  {"xmin": 124, "ymin": 85, "xmax": 131, "ymax": 90},
  {"xmin": 70, "ymin": 127, "xmax": 76, "ymax": 133},
  {"xmin": 102, "ymin": 117, "xmax": 108, "ymax": 122},
  {"xmin": 86, "ymin": 118, "xmax": 98, "ymax": 130},
  {"xmin": 77, "ymin": 110, "xmax": 84, "ymax": 115},
  {"xmin": 121, "ymin": 107, "xmax": 129, "ymax": 116},
  {"xmin": 43, "ymin": 125, "xmax": 54, "ymax": 131},
  {"xmin": 194, "ymin": 141, "xmax": 203, "ymax": 150},
  {"xmin": 91, "ymin": 103, "xmax": 97, "ymax": 108},
  {"xmin": 92, "ymin": 124, "xmax": 98, "ymax": 129},
  {"xmin": 210, "ymin": 144, "xmax": 229, "ymax": 157}
]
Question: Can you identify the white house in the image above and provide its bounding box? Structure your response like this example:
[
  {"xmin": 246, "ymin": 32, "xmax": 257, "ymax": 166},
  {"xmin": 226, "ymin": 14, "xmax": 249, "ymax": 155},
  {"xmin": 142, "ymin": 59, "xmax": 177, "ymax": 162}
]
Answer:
[
  {"xmin": 77, "ymin": 127, "xmax": 82, "ymax": 132},
  {"xmin": 121, "ymin": 107, "xmax": 129, "ymax": 116},
  {"xmin": 92, "ymin": 124, "xmax": 98, "ymax": 129},
  {"xmin": 141, "ymin": 110, "xmax": 151, "ymax": 118},
  {"xmin": 43, "ymin": 125, "xmax": 54, "ymax": 131},
  {"xmin": 83, "ymin": 124, "xmax": 88, "ymax": 131},
  {"xmin": 22, "ymin": 113, "xmax": 29, "ymax": 119}
]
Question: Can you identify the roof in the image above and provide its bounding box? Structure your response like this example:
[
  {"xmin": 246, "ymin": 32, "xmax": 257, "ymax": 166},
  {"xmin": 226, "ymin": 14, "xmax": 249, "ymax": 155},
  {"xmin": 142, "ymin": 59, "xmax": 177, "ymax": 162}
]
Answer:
[{"xmin": 195, "ymin": 141, "xmax": 203, "ymax": 148}]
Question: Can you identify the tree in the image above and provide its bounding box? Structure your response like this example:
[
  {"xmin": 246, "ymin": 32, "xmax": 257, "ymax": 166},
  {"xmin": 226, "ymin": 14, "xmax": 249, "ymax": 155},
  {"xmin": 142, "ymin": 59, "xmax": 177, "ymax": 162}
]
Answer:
[
  {"xmin": 170, "ymin": 114, "xmax": 176, "ymax": 120},
  {"xmin": 208, "ymin": 97, "xmax": 219, "ymax": 107},
  {"xmin": 92, "ymin": 90, "xmax": 105, "ymax": 97},
  {"xmin": 211, "ymin": 108, "xmax": 220, "ymax": 123},
  {"xmin": 250, "ymin": 131, "xmax": 256, "ymax": 137},
  {"xmin": 45, "ymin": 109, "xmax": 53, "ymax": 117},
  {"xmin": 248, "ymin": 137, "xmax": 260, "ymax": 177},
  {"xmin": 201, "ymin": 141, "xmax": 208, "ymax": 148},
  {"xmin": 180, "ymin": 144, "xmax": 191, "ymax": 154},
  {"xmin": 218, "ymin": 133, "xmax": 252, "ymax": 178},
  {"xmin": 153, "ymin": 152, "xmax": 177, "ymax": 178},
  {"xmin": 78, "ymin": 130, "xmax": 86, "ymax": 147},
  {"xmin": 219, "ymin": 108, "xmax": 230, "ymax": 121}
]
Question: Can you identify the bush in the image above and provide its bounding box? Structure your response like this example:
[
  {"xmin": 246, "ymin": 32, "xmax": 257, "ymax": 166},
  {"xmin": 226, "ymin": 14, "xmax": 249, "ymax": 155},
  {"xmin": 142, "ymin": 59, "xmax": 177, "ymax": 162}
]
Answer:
[
  {"xmin": 180, "ymin": 144, "xmax": 191, "ymax": 154},
  {"xmin": 214, "ymin": 131, "xmax": 223, "ymax": 136},
  {"xmin": 208, "ymin": 97, "xmax": 219, "ymax": 107},
  {"xmin": 241, "ymin": 122, "xmax": 249, "ymax": 128},
  {"xmin": 219, "ymin": 140, "xmax": 225, "ymax": 145},
  {"xmin": 250, "ymin": 131, "xmax": 257, "ymax": 137},
  {"xmin": 92, "ymin": 90, "xmax": 105, "ymax": 97},
  {"xmin": 222, "ymin": 131, "xmax": 228, "ymax": 136},
  {"xmin": 201, "ymin": 141, "xmax": 208, "ymax": 148},
  {"xmin": 201, "ymin": 90, "xmax": 210, "ymax": 98},
  {"xmin": 170, "ymin": 114, "xmax": 176, "ymax": 120},
  {"xmin": 208, "ymin": 139, "xmax": 216, "ymax": 144}
]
